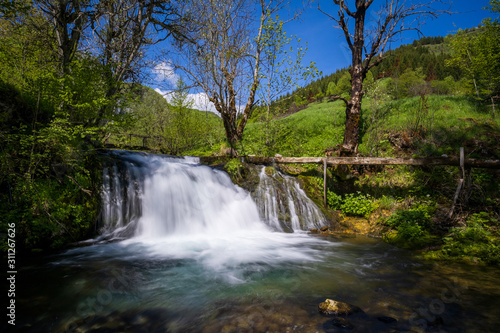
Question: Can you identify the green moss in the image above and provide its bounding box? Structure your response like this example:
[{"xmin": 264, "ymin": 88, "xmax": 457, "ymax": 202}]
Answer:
[{"xmin": 424, "ymin": 213, "xmax": 500, "ymax": 265}]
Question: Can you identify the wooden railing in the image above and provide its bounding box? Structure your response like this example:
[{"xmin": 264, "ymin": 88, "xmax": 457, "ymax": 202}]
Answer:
[
  {"xmin": 242, "ymin": 155, "xmax": 500, "ymax": 169},
  {"xmin": 203, "ymin": 148, "xmax": 499, "ymax": 216}
]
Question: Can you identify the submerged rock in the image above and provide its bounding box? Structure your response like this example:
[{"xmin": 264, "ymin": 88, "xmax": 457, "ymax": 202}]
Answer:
[
  {"xmin": 377, "ymin": 316, "xmax": 398, "ymax": 324},
  {"xmin": 328, "ymin": 317, "xmax": 354, "ymax": 330},
  {"xmin": 318, "ymin": 299, "xmax": 363, "ymax": 316}
]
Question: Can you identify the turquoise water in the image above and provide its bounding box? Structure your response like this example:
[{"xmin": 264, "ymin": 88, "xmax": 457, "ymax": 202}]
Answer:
[
  {"xmin": 14, "ymin": 235, "xmax": 500, "ymax": 332},
  {"xmin": 11, "ymin": 152, "xmax": 500, "ymax": 332}
]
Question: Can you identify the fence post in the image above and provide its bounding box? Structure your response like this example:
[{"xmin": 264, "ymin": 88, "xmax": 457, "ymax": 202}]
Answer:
[
  {"xmin": 323, "ymin": 157, "xmax": 327, "ymax": 208},
  {"xmin": 449, "ymin": 147, "xmax": 465, "ymax": 219}
]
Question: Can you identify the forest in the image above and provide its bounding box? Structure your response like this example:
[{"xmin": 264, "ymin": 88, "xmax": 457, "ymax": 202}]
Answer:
[{"xmin": 0, "ymin": 0, "xmax": 499, "ymax": 267}]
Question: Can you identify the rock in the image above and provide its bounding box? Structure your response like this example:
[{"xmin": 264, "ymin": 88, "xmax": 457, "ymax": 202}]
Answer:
[
  {"xmin": 377, "ymin": 316, "xmax": 398, "ymax": 324},
  {"xmin": 318, "ymin": 299, "xmax": 362, "ymax": 316},
  {"xmin": 328, "ymin": 317, "xmax": 354, "ymax": 330},
  {"xmin": 320, "ymin": 226, "xmax": 329, "ymax": 232},
  {"xmin": 310, "ymin": 229, "xmax": 319, "ymax": 233}
]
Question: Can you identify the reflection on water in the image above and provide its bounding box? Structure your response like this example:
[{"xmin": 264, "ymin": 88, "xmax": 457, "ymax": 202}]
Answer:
[{"xmin": 13, "ymin": 235, "xmax": 500, "ymax": 332}]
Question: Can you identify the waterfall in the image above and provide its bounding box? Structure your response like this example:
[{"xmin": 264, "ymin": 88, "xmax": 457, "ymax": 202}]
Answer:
[
  {"xmin": 100, "ymin": 151, "xmax": 325, "ymax": 238},
  {"xmin": 252, "ymin": 166, "xmax": 325, "ymax": 232}
]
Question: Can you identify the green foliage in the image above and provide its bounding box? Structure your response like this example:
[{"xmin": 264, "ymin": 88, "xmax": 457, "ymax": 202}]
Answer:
[
  {"xmin": 333, "ymin": 71, "xmax": 351, "ymax": 98},
  {"xmin": 123, "ymin": 84, "xmax": 225, "ymax": 155},
  {"xmin": 388, "ymin": 67, "xmax": 427, "ymax": 99},
  {"xmin": 0, "ymin": 118, "xmax": 102, "ymax": 251},
  {"xmin": 383, "ymin": 201, "xmax": 437, "ymax": 249},
  {"xmin": 428, "ymin": 213, "xmax": 500, "ymax": 265},
  {"xmin": 376, "ymin": 195, "xmax": 397, "ymax": 210},
  {"xmin": 327, "ymin": 190, "xmax": 342, "ymax": 210},
  {"xmin": 386, "ymin": 209, "xmax": 432, "ymax": 230},
  {"xmin": 340, "ymin": 192, "xmax": 374, "ymax": 218},
  {"xmin": 447, "ymin": 12, "xmax": 500, "ymax": 117},
  {"xmin": 223, "ymin": 158, "xmax": 245, "ymax": 182}
]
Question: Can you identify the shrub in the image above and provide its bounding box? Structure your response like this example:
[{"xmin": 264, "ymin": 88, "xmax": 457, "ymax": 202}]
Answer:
[
  {"xmin": 384, "ymin": 208, "xmax": 435, "ymax": 249},
  {"xmin": 327, "ymin": 190, "xmax": 342, "ymax": 210},
  {"xmin": 437, "ymin": 213, "xmax": 500, "ymax": 265},
  {"xmin": 386, "ymin": 209, "xmax": 432, "ymax": 230},
  {"xmin": 224, "ymin": 158, "xmax": 243, "ymax": 179},
  {"xmin": 341, "ymin": 192, "xmax": 374, "ymax": 218}
]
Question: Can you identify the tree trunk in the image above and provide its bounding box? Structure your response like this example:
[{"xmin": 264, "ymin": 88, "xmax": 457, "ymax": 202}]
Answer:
[
  {"xmin": 341, "ymin": 3, "xmax": 366, "ymax": 154},
  {"xmin": 221, "ymin": 110, "xmax": 239, "ymax": 156},
  {"xmin": 343, "ymin": 98, "xmax": 361, "ymax": 153}
]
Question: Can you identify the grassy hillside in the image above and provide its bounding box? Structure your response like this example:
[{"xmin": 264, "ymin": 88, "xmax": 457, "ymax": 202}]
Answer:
[
  {"xmin": 109, "ymin": 86, "xmax": 226, "ymax": 155},
  {"xmin": 232, "ymin": 94, "xmax": 499, "ymax": 160}
]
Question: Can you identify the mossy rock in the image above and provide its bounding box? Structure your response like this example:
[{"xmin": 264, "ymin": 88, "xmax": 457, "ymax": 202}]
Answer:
[
  {"xmin": 264, "ymin": 166, "xmax": 276, "ymax": 176},
  {"xmin": 223, "ymin": 160, "xmax": 261, "ymax": 192},
  {"xmin": 318, "ymin": 299, "xmax": 363, "ymax": 316}
]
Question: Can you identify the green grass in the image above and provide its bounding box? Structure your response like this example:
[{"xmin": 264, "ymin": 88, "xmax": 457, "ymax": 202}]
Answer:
[
  {"xmin": 134, "ymin": 92, "xmax": 499, "ymax": 159},
  {"xmin": 241, "ymin": 100, "xmax": 346, "ymax": 156},
  {"xmin": 359, "ymin": 94, "xmax": 498, "ymax": 157},
  {"xmin": 238, "ymin": 94, "xmax": 499, "ymax": 159}
]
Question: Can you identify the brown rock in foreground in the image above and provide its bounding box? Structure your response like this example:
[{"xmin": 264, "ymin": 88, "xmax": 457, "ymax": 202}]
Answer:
[{"xmin": 318, "ymin": 299, "xmax": 362, "ymax": 316}]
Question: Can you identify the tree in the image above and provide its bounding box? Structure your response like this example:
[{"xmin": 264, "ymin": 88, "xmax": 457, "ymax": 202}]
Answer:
[
  {"xmin": 36, "ymin": 0, "xmax": 91, "ymax": 76},
  {"xmin": 319, "ymin": 0, "xmax": 449, "ymax": 153},
  {"xmin": 447, "ymin": 1, "xmax": 500, "ymax": 118},
  {"xmin": 88, "ymin": 0, "xmax": 188, "ymax": 126},
  {"xmin": 172, "ymin": 0, "xmax": 294, "ymax": 155},
  {"xmin": 258, "ymin": 15, "xmax": 319, "ymax": 154},
  {"xmin": 169, "ymin": 77, "xmax": 195, "ymax": 153}
]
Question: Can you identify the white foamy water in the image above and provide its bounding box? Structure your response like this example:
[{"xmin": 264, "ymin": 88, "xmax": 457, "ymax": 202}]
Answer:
[{"xmin": 97, "ymin": 151, "xmax": 330, "ymax": 275}]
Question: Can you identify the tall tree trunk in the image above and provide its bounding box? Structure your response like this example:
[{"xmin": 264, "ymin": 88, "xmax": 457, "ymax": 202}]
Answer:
[
  {"xmin": 221, "ymin": 110, "xmax": 239, "ymax": 156},
  {"xmin": 343, "ymin": 96, "xmax": 362, "ymax": 153},
  {"xmin": 342, "ymin": 3, "xmax": 366, "ymax": 154}
]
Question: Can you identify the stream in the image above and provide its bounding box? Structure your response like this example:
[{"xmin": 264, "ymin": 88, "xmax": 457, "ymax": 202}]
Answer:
[{"xmin": 11, "ymin": 151, "xmax": 500, "ymax": 332}]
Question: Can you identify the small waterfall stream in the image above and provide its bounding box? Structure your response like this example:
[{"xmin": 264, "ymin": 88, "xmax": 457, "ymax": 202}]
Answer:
[
  {"xmin": 252, "ymin": 166, "xmax": 325, "ymax": 232},
  {"xmin": 12, "ymin": 150, "xmax": 500, "ymax": 333},
  {"xmin": 100, "ymin": 151, "xmax": 326, "ymax": 237}
]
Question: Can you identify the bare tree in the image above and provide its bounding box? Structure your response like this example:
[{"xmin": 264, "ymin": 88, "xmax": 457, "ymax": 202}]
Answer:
[
  {"xmin": 320, "ymin": 0, "xmax": 450, "ymax": 154},
  {"xmin": 172, "ymin": 0, "xmax": 294, "ymax": 154},
  {"xmin": 37, "ymin": 0, "xmax": 91, "ymax": 75},
  {"xmin": 90, "ymin": 0, "xmax": 188, "ymax": 125}
]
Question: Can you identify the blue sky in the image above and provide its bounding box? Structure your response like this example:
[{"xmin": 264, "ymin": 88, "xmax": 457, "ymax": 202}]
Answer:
[
  {"xmin": 287, "ymin": 0, "xmax": 494, "ymax": 76},
  {"xmin": 153, "ymin": 1, "xmax": 495, "ymax": 111}
]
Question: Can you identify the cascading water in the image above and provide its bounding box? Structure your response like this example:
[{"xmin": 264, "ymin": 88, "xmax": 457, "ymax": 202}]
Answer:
[
  {"xmin": 14, "ymin": 150, "xmax": 500, "ymax": 332},
  {"xmin": 252, "ymin": 166, "xmax": 325, "ymax": 232},
  {"xmin": 96, "ymin": 151, "xmax": 328, "ymax": 280},
  {"xmin": 101, "ymin": 151, "xmax": 327, "ymax": 237}
]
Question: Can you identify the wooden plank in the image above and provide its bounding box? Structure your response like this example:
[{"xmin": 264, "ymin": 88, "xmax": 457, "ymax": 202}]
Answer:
[{"xmin": 243, "ymin": 155, "xmax": 500, "ymax": 169}]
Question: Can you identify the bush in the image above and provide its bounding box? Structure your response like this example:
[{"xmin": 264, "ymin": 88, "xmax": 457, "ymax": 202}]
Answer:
[
  {"xmin": 327, "ymin": 190, "xmax": 342, "ymax": 210},
  {"xmin": 437, "ymin": 213, "xmax": 500, "ymax": 265},
  {"xmin": 386, "ymin": 209, "xmax": 432, "ymax": 230},
  {"xmin": 224, "ymin": 158, "xmax": 244, "ymax": 179},
  {"xmin": 383, "ymin": 208, "xmax": 435, "ymax": 249},
  {"xmin": 341, "ymin": 192, "xmax": 374, "ymax": 218}
]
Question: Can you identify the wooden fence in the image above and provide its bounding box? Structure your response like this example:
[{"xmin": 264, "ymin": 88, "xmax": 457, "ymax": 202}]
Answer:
[{"xmin": 221, "ymin": 149, "xmax": 499, "ymax": 216}]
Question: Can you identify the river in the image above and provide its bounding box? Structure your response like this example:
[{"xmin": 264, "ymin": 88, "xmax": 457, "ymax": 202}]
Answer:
[{"xmin": 11, "ymin": 151, "xmax": 500, "ymax": 332}]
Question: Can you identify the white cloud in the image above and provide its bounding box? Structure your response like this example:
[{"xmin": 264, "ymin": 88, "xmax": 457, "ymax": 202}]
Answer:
[
  {"xmin": 153, "ymin": 61, "xmax": 179, "ymax": 85},
  {"xmin": 154, "ymin": 88, "xmax": 218, "ymax": 114}
]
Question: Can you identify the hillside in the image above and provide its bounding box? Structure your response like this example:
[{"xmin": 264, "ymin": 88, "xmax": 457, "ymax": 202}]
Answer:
[
  {"xmin": 249, "ymin": 35, "xmax": 465, "ymax": 123},
  {"xmin": 240, "ymin": 94, "xmax": 499, "ymax": 158},
  {"xmin": 108, "ymin": 86, "xmax": 226, "ymax": 155}
]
